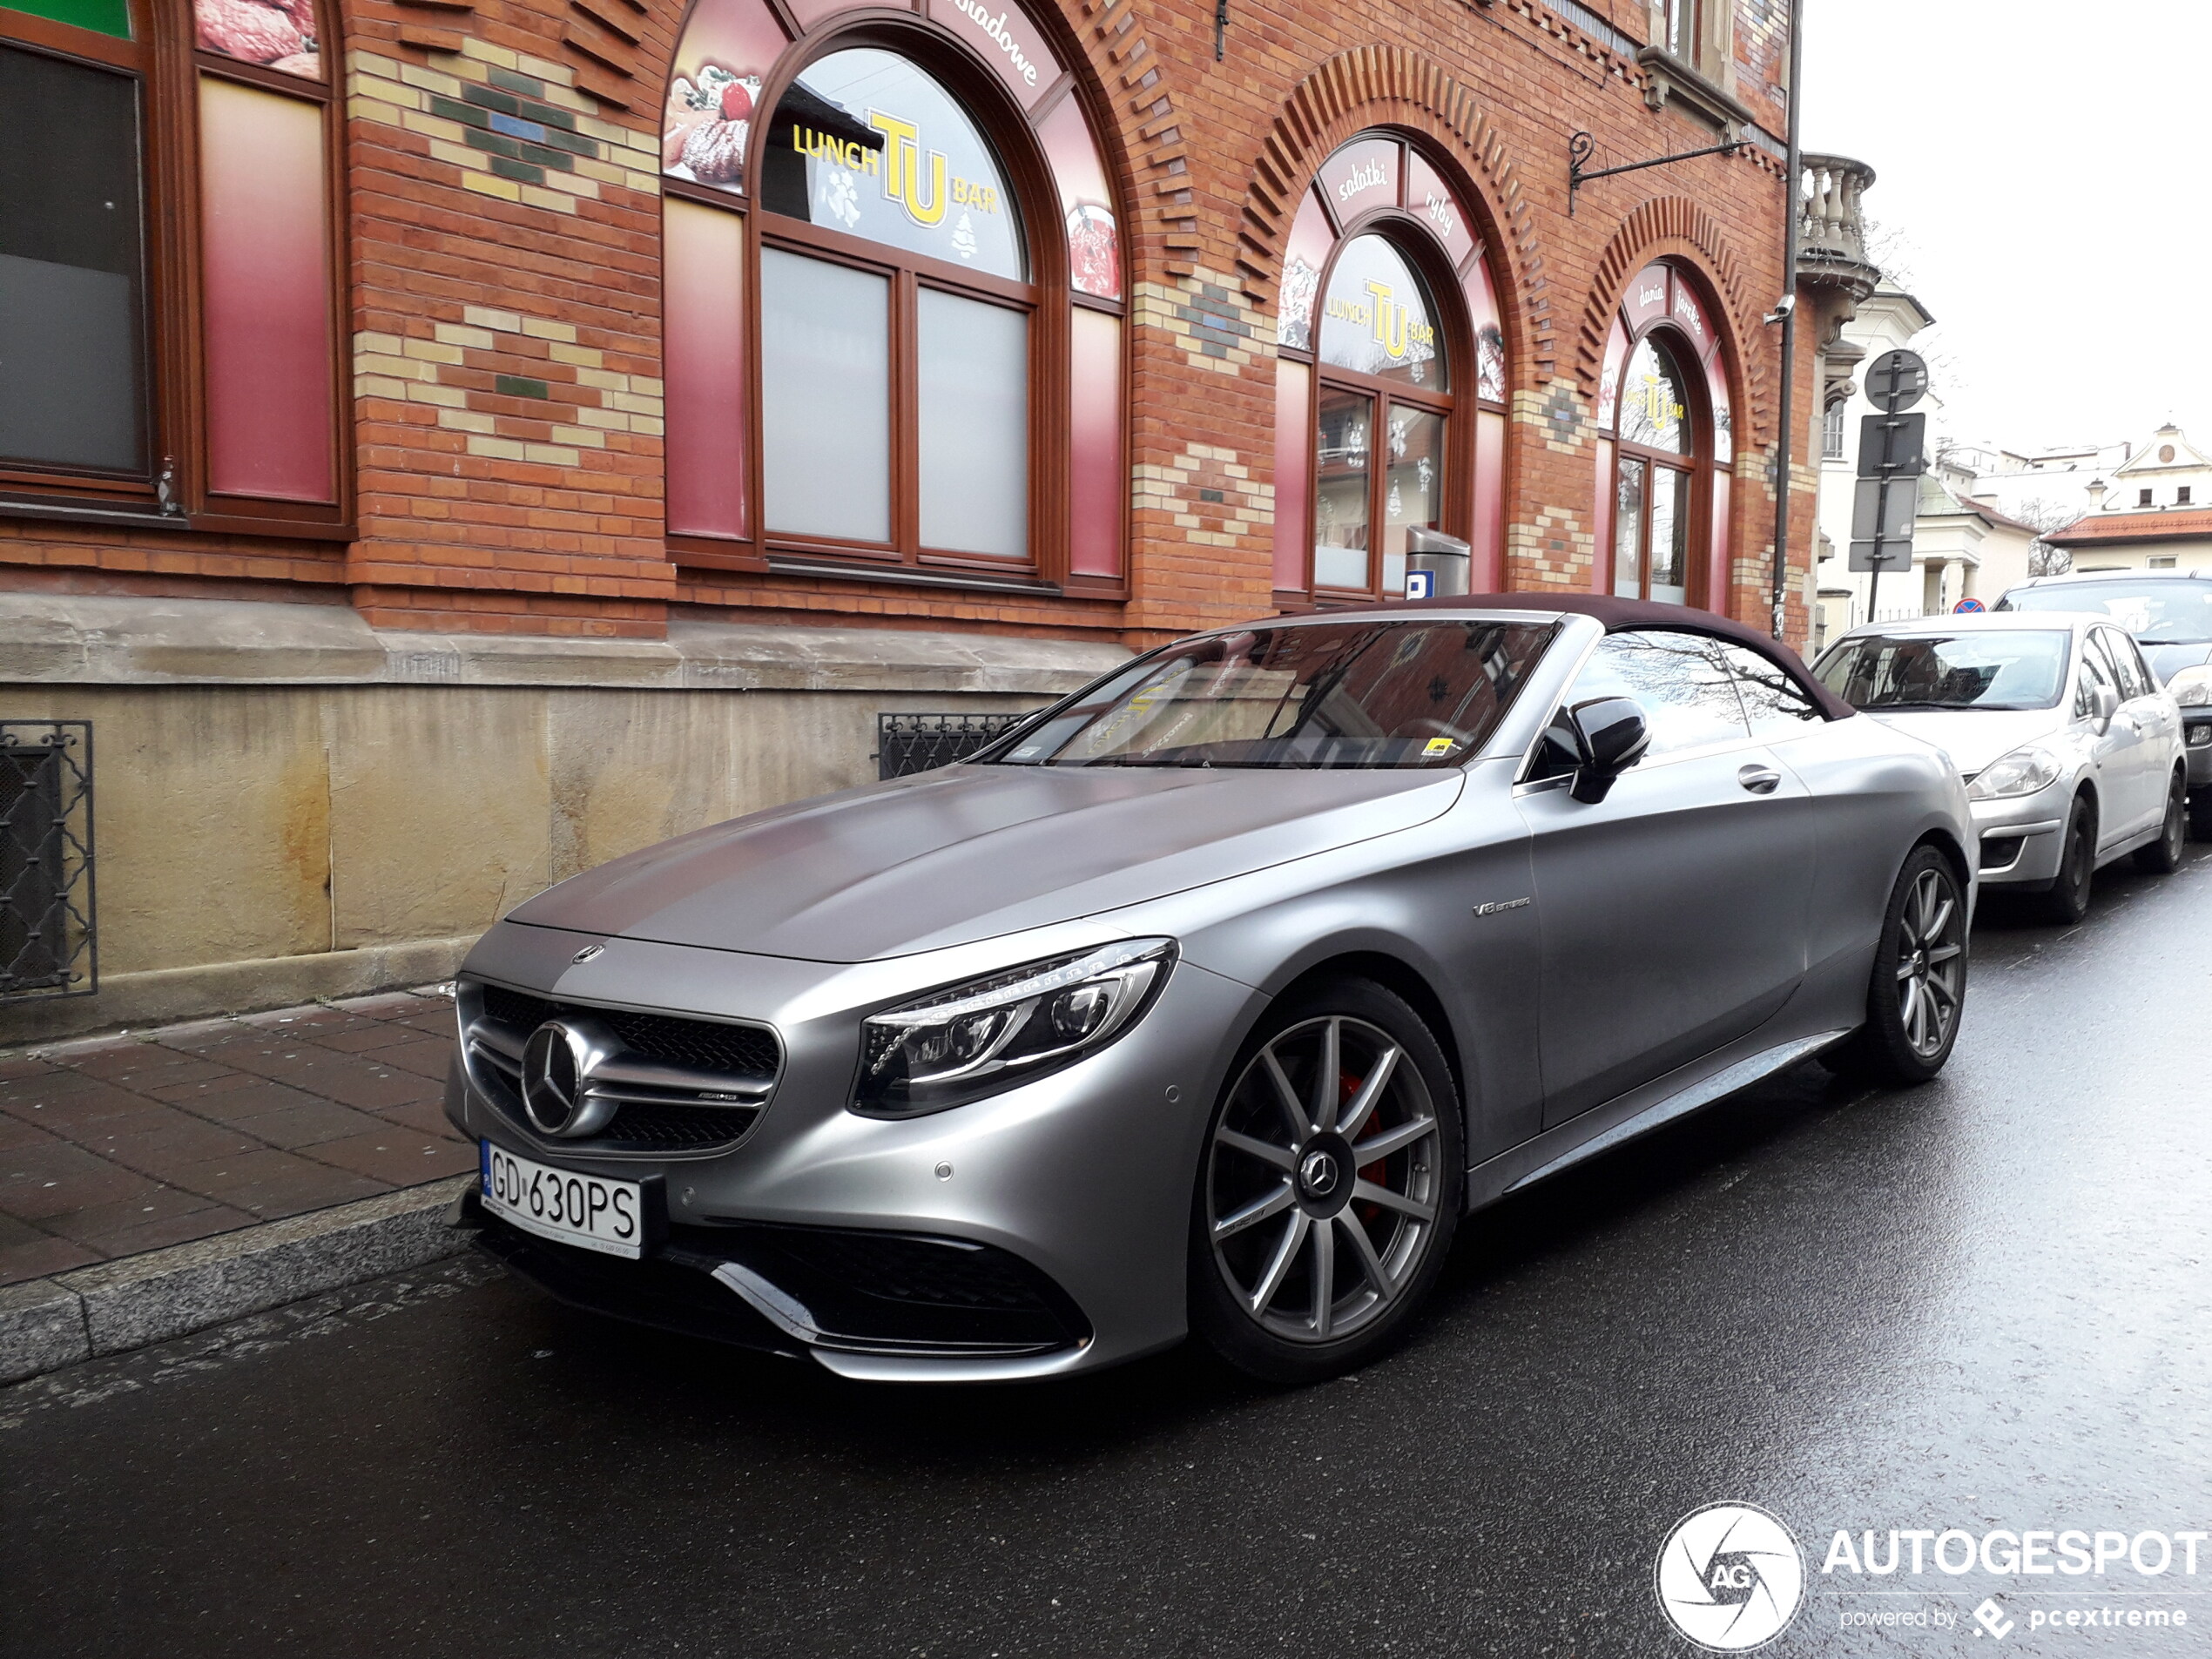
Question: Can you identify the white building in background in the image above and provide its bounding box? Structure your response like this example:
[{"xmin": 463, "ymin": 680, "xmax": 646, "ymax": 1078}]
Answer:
[
  {"xmin": 1907, "ymin": 473, "xmax": 2040, "ymax": 610},
  {"xmin": 2043, "ymin": 424, "xmax": 2212, "ymax": 574},
  {"xmin": 1935, "ymin": 438, "xmax": 2129, "ymax": 532},
  {"xmin": 1807, "ymin": 293, "xmax": 2195, "ymax": 644}
]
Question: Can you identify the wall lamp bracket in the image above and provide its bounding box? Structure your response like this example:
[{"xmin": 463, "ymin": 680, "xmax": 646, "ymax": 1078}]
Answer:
[{"xmin": 1568, "ymin": 129, "xmax": 1748, "ymax": 215}]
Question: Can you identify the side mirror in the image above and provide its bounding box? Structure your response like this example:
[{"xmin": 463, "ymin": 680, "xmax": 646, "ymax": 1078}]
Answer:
[
  {"xmin": 2091, "ymin": 683, "xmax": 2120, "ymax": 732},
  {"xmin": 1568, "ymin": 696, "xmax": 1651, "ymax": 803}
]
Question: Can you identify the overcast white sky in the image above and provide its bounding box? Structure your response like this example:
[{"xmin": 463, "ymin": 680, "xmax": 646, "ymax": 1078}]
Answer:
[{"xmin": 1798, "ymin": 0, "xmax": 2207, "ymax": 455}]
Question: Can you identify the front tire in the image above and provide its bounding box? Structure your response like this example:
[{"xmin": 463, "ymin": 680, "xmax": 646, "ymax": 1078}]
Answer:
[
  {"xmin": 1831, "ymin": 846, "xmax": 1968, "ymax": 1087},
  {"xmin": 2037, "ymin": 792, "xmax": 2097, "ymax": 924},
  {"xmin": 1190, "ymin": 979, "xmax": 1463, "ymax": 1385},
  {"xmin": 2190, "ymin": 788, "xmax": 2212, "ymax": 843},
  {"xmin": 2135, "ymin": 771, "xmax": 2188, "ymax": 874}
]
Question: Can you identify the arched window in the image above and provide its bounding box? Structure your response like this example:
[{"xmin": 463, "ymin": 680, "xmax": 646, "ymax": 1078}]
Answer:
[
  {"xmin": 660, "ymin": 0, "xmax": 1126, "ymax": 590},
  {"xmin": 1593, "ymin": 260, "xmax": 1735, "ymax": 610},
  {"xmin": 0, "ymin": 0, "xmax": 345, "ymax": 525},
  {"xmin": 1312, "ymin": 236, "xmax": 1450, "ymax": 593},
  {"xmin": 1271, "ymin": 132, "xmax": 1507, "ymax": 601}
]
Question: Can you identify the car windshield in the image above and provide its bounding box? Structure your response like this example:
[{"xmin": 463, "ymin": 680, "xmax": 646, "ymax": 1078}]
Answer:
[
  {"xmin": 984, "ymin": 619, "xmax": 1556, "ymax": 769},
  {"xmin": 1998, "ymin": 579, "xmax": 2212, "ymax": 644},
  {"xmin": 1816, "ymin": 631, "xmax": 2072, "ymax": 712}
]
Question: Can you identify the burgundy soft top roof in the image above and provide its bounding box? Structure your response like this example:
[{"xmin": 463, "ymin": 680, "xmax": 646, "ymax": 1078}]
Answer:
[{"xmin": 1326, "ymin": 590, "xmax": 1856, "ymax": 721}]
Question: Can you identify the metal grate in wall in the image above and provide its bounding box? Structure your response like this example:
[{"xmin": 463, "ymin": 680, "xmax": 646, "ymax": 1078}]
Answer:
[
  {"xmin": 0, "ymin": 721, "xmax": 97, "ymax": 1002},
  {"xmin": 875, "ymin": 712, "xmax": 1029, "ymax": 780}
]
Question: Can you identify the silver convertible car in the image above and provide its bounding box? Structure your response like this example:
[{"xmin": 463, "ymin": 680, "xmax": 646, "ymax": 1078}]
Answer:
[{"xmin": 447, "ymin": 596, "xmax": 1975, "ymax": 1384}]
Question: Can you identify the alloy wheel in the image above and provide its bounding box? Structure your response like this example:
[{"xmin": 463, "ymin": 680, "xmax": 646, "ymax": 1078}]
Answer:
[
  {"xmin": 1206, "ymin": 1015, "xmax": 1442, "ymax": 1345},
  {"xmin": 2141, "ymin": 773, "xmax": 2187, "ymax": 872},
  {"xmin": 1893, "ymin": 867, "xmax": 1965, "ymax": 1059},
  {"xmin": 2066, "ymin": 813, "xmax": 2094, "ymax": 894}
]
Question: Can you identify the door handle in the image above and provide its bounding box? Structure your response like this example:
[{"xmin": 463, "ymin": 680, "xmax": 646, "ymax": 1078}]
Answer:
[{"xmin": 1738, "ymin": 765, "xmax": 1783, "ymax": 795}]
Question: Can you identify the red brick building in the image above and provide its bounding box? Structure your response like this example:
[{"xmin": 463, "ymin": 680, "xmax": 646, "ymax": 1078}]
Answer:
[{"xmin": 0, "ymin": 0, "xmax": 1821, "ymax": 1035}]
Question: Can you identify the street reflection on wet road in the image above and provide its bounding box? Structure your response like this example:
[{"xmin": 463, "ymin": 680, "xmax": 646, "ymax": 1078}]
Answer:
[{"xmin": 6, "ymin": 849, "xmax": 2210, "ymax": 1658}]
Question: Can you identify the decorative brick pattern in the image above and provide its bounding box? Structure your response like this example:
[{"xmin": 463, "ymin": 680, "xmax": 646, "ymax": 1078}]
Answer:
[
  {"xmin": 1136, "ymin": 445, "xmax": 1273, "ymax": 549},
  {"xmin": 347, "ymin": 42, "xmax": 659, "ymax": 214},
  {"xmin": 1135, "ymin": 270, "xmax": 1268, "ymax": 375},
  {"xmin": 1511, "ymin": 503, "xmax": 1596, "ymax": 591},
  {"xmin": 354, "ymin": 305, "xmax": 664, "ymax": 471},
  {"xmin": 1534, "ymin": 381, "xmax": 1590, "ymax": 455}
]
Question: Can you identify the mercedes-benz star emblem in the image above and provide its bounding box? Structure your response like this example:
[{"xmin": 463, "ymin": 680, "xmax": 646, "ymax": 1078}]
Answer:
[
  {"xmin": 572, "ymin": 942, "xmax": 605, "ymax": 964},
  {"xmin": 520, "ymin": 1017, "xmax": 620, "ymax": 1138},
  {"xmin": 1299, "ymin": 1149, "xmax": 1339, "ymax": 1197}
]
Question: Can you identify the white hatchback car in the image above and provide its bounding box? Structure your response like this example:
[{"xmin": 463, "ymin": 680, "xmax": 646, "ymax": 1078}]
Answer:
[{"xmin": 1814, "ymin": 613, "xmax": 2188, "ymax": 921}]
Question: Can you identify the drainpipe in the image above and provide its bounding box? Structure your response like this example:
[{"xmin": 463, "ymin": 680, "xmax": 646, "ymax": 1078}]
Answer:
[{"xmin": 1769, "ymin": 0, "xmax": 1805, "ymax": 641}]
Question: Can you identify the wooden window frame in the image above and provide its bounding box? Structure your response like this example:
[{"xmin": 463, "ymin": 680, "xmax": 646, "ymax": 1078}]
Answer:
[
  {"xmin": 664, "ymin": 13, "xmax": 1110, "ymax": 595},
  {"xmin": 1605, "ymin": 320, "xmax": 1712, "ymax": 607},
  {"xmin": 0, "ymin": 0, "xmax": 353, "ymax": 537},
  {"xmin": 1279, "ymin": 208, "xmax": 1495, "ymax": 604}
]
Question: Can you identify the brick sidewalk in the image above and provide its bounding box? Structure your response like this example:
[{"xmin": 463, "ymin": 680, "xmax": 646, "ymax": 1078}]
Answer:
[{"xmin": 0, "ymin": 991, "xmax": 472, "ymax": 1287}]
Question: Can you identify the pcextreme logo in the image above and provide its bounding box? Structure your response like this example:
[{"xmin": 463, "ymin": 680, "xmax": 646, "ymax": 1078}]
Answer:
[{"xmin": 1656, "ymin": 1503, "xmax": 1807, "ymax": 1651}]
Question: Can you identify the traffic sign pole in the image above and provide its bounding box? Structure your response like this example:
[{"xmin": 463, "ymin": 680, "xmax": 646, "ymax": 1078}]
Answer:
[{"xmin": 1851, "ymin": 349, "xmax": 1930, "ymax": 627}]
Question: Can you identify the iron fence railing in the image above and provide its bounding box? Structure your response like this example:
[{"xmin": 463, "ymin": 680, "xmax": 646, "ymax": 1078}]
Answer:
[
  {"xmin": 1, "ymin": 721, "xmax": 97, "ymax": 1002},
  {"xmin": 876, "ymin": 712, "xmax": 1029, "ymax": 780}
]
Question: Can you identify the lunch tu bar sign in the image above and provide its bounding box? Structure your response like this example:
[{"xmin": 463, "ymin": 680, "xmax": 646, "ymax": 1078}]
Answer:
[
  {"xmin": 793, "ymin": 117, "xmax": 1001, "ymax": 230},
  {"xmin": 1325, "ymin": 281, "xmax": 1438, "ymax": 363}
]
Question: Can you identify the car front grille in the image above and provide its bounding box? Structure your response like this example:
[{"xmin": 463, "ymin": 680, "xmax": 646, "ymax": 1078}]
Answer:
[
  {"xmin": 478, "ymin": 984, "xmax": 779, "ymax": 1078},
  {"xmin": 462, "ymin": 980, "xmax": 781, "ymax": 1156}
]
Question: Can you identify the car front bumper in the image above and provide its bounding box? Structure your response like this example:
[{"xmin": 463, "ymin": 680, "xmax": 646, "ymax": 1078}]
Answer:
[
  {"xmin": 2184, "ymin": 712, "xmax": 2212, "ymax": 788},
  {"xmin": 443, "ymin": 921, "xmax": 1258, "ymax": 1380},
  {"xmin": 1969, "ymin": 781, "xmax": 2073, "ymax": 888}
]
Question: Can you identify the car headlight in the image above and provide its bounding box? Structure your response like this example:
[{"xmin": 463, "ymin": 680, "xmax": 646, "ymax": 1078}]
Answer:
[
  {"xmin": 2167, "ymin": 665, "xmax": 2212, "ymax": 708},
  {"xmin": 1966, "ymin": 744, "xmax": 2063, "ymax": 800},
  {"xmin": 853, "ymin": 938, "xmax": 1177, "ymax": 1116}
]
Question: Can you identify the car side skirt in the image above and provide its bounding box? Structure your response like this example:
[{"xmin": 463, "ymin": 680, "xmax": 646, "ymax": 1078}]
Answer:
[{"xmin": 1465, "ymin": 1023, "xmax": 1857, "ymax": 1210}]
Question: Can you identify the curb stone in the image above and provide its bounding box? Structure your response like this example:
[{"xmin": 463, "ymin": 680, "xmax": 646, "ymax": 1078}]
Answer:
[{"xmin": 0, "ymin": 1175, "xmax": 476, "ymax": 1385}]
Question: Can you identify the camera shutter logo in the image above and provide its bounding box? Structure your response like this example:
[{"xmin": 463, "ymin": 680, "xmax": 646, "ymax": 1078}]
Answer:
[{"xmin": 1654, "ymin": 1502, "xmax": 1804, "ymax": 1651}]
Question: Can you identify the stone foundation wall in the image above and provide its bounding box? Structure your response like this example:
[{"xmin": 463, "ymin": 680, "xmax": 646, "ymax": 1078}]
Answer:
[{"xmin": 0, "ymin": 597, "xmax": 1125, "ymax": 1042}]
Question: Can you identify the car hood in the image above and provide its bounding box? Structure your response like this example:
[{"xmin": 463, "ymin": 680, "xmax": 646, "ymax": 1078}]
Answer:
[
  {"xmin": 506, "ymin": 763, "xmax": 1466, "ymax": 962},
  {"xmin": 2145, "ymin": 642, "xmax": 2212, "ymax": 681},
  {"xmin": 1862, "ymin": 708, "xmax": 2064, "ymax": 779}
]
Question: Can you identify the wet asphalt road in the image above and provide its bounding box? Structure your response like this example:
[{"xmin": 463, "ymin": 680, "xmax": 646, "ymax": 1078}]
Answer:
[{"xmin": 5, "ymin": 848, "xmax": 2211, "ymax": 1659}]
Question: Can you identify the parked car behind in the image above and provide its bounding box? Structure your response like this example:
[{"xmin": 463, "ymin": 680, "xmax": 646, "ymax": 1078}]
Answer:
[
  {"xmin": 450, "ymin": 595, "xmax": 1976, "ymax": 1386},
  {"xmin": 1814, "ymin": 612, "xmax": 2188, "ymax": 921},
  {"xmin": 1996, "ymin": 570, "xmax": 2212, "ymax": 838}
]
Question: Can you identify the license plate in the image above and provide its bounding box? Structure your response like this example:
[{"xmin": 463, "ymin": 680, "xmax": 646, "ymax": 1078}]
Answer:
[{"xmin": 481, "ymin": 1142, "xmax": 647, "ymax": 1259}]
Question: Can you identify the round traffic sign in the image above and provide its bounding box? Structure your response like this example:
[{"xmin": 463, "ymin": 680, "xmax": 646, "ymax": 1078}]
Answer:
[
  {"xmin": 1866, "ymin": 349, "xmax": 1928, "ymax": 414},
  {"xmin": 1954, "ymin": 597, "xmax": 1986, "ymax": 613}
]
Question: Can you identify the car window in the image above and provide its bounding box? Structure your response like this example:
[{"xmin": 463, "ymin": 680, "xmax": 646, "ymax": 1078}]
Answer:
[
  {"xmin": 2076, "ymin": 631, "xmax": 2117, "ymax": 718},
  {"xmin": 1713, "ymin": 642, "xmax": 1824, "ymax": 738},
  {"xmin": 1999, "ymin": 577, "xmax": 2212, "ymax": 644},
  {"xmin": 1814, "ymin": 630, "xmax": 2071, "ymax": 712},
  {"xmin": 988, "ymin": 619, "xmax": 1556, "ymax": 770},
  {"xmin": 1553, "ymin": 630, "xmax": 1750, "ymax": 764},
  {"xmin": 2107, "ymin": 629, "xmax": 2158, "ymax": 698},
  {"xmin": 2089, "ymin": 629, "xmax": 2146, "ymax": 702}
]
